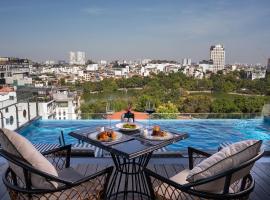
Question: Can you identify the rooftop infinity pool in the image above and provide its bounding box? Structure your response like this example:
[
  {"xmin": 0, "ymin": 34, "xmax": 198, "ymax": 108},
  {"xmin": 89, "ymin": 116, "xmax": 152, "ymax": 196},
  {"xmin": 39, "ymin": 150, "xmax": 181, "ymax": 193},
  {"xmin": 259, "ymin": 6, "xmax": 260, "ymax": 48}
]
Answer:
[{"xmin": 19, "ymin": 119, "xmax": 270, "ymax": 151}]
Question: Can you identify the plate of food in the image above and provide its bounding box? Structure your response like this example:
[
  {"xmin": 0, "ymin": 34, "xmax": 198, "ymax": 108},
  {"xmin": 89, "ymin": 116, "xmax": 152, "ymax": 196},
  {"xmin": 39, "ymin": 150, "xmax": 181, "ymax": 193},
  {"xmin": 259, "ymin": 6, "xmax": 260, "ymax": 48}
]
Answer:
[
  {"xmin": 115, "ymin": 122, "xmax": 141, "ymax": 132},
  {"xmin": 89, "ymin": 129, "xmax": 122, "ymax": 142},
  {"xmin": 142, "ymin": 125, "xmax": 173, "ymax": 140}
]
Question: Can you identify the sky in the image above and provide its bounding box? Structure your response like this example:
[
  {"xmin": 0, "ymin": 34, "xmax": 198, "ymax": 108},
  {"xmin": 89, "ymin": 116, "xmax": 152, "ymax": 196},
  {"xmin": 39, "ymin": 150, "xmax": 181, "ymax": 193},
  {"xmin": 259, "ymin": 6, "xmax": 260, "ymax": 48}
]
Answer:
[{"xmin": 0, "ymin": 0, "xmax": 270, "ymax": 64}]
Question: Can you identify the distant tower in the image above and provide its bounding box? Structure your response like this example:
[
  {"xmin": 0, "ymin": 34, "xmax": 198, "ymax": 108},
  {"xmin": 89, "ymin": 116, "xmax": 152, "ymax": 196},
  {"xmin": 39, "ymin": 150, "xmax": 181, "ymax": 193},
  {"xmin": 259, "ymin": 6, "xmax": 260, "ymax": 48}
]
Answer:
[
  {"xmin": 210, "ymin": 44, "xmax": 225, "ymax": 73},
  {"xmin": 69, "ymin": 51, "xmax": 76, "ymax": 65},
  {"xmin": 267, "ymin": 58, "xmax": 270, "ymax": 73},
  {"xmin": 69, "ymin": 51, "xmax": 86, "ymax": 65},
  {"xmin": 182, "ymin": 58, "xmax": 191, "ymax": 66},
  {"xmin": 77, "ymin": 51, "xmax": 86, "ymax": 65}
]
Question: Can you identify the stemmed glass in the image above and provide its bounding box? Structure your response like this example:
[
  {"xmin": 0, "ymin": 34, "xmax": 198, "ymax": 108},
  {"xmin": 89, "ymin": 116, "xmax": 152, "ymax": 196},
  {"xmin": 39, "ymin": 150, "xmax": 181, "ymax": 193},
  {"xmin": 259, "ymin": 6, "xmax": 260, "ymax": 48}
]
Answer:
[
  {"xmin": 145, "ymin": 101, "xmax": 155, "ymax": 128},
  {"xmin": 106, "ymin": 101, "xmax": 114, "ymax": 129}
]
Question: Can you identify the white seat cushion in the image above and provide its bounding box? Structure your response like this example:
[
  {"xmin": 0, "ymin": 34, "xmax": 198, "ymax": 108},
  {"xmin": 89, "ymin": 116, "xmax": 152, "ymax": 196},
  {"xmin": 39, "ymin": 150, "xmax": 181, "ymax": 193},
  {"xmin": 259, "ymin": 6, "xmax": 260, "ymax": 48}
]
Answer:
[
  {"xmin": 0, "ymin": 128, "xmax": 58, "ymax": 189},
  {"xmin": 170, "ymin": 169, "xmax": 190, "ymax": 185},
  {"xmin": 186, "ymin": 140, "xmax": 262, "ymax": 192}
]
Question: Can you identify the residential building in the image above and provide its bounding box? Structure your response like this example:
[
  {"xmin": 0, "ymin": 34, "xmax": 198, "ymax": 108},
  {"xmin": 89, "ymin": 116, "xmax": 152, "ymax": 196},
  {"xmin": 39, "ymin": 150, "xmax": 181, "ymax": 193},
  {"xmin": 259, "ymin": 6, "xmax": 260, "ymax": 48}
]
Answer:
[
  {"xmin": 245, "ymin": 67, "xmax": 266, "ymax": 80},
  {"xmin": 199, "ymin": 60, "xmax": 214, "ymax": 73},
  {"xmin": 0, "ymin": 57, "xmax": 32, "ymax": 86},
  {"xmin": 38, "ymin": 99, "xmax": 56, "ymax": 119},
  {"xmin": 53, "ymin": 88, "xmax": 80, "ymax": 120},
  {"xmin": 210, "ymin": 44, "xmax": 225, "ymax": 73},
  {"xmin": 142, "ymin": 59, "xmax": 152, "ymax": 65},
  {"xmin": 86, "ymin": 64, "xmax": 99, "ymax": 71},
  {"xmin": 100, "ymin": 60, "xmax": 107, "ymax": 65},
  {"xmin": 45, "ymin": 60, "xmax": 55, "ymax": 65}
]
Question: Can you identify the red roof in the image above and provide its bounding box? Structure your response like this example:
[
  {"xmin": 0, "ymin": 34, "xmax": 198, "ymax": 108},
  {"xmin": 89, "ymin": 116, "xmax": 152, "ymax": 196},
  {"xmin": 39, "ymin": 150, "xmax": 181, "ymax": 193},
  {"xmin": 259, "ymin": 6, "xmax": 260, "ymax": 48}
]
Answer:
[
  {"xmin": 0, "ymin": 87, "xmax": 14, "ymax": 93},
  {"xmin": 107, "ymin": 110, "xmax": 149, "ymax": 120}
]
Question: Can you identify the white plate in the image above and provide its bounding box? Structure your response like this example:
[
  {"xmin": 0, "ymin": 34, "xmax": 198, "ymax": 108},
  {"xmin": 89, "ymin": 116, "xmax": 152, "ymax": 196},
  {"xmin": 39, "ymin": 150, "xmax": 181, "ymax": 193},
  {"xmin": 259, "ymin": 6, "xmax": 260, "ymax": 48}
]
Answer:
[
  {"xmin": 142, "ymin": 131, "xmax": 173, "ymax": 140},
  {"xmin": 115, "ymin": 122, "xmax": 141, "ymax": 132},
  {"xmin": 88, "ymin": 131, "xmax": 122, "ymax": 142}
]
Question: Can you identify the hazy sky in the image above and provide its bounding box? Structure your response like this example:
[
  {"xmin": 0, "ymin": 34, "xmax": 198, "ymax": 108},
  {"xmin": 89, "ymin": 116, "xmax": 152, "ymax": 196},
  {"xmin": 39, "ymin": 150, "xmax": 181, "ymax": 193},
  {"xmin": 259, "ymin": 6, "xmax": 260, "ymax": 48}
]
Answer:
[{"xmin": 0, "ymin": 0, "xmax": 269, "ymax": 64}]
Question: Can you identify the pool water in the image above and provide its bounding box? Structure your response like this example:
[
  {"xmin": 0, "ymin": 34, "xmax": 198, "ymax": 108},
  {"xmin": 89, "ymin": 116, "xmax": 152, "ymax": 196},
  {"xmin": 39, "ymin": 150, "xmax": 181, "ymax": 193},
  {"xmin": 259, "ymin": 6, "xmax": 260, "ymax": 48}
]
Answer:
[{"xmin": 19, "ymin": 119, "xmax": 270, "ymax": 151}]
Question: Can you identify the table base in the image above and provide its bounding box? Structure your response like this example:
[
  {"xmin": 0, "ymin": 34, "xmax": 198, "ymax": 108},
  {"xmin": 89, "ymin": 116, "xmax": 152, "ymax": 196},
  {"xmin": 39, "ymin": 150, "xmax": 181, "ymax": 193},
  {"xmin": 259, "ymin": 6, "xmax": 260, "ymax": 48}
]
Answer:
[{"xmin": 106, "ymin": 153, "xmax": 152, "ymax": 200}]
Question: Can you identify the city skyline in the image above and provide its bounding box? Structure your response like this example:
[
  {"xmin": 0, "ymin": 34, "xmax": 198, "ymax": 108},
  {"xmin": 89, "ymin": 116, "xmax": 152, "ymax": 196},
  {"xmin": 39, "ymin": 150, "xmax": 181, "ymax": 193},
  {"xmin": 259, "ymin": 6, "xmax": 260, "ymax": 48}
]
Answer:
[{"xmin": 0, "ymin": 0, "xmax": 270, "ymax": 64}]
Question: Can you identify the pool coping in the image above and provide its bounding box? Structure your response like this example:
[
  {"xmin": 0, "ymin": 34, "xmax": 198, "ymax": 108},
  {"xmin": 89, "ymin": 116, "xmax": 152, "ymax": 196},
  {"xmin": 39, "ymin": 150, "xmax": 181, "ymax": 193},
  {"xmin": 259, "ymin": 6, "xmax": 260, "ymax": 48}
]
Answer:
[{"xmin": 15, "ymin": 116, "xmax": 42, "ymax": 132}]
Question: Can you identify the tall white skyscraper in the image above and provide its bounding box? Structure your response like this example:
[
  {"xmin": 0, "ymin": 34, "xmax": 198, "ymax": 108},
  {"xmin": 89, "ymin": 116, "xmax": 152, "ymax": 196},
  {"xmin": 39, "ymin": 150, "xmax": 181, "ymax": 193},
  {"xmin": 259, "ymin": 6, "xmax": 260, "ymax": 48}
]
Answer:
[
  {"xmin": 77, "ymin": 51, "xmax": 86, "ymax": 65},
  {"xmin": 69, "ymin": 51, "xmax": 76, "ymax": 65},
  {"xmin": 69, "ymin": 51, "xmax": 86, "ymax": 65},
  {"xmin": 182, "ymin": 58, "xmax": 191, "ymax": 66},
  {"xmin": 210, "ymin": 44, "xmax": 225, "ymax": 73}
]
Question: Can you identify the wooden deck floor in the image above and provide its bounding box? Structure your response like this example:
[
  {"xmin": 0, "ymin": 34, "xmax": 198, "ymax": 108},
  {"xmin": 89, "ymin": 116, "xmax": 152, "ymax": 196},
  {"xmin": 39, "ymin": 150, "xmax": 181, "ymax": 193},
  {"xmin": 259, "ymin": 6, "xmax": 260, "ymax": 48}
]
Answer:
[{"xmin": 0, "ymin": 158, "xmax": 269, "ymax": 199}]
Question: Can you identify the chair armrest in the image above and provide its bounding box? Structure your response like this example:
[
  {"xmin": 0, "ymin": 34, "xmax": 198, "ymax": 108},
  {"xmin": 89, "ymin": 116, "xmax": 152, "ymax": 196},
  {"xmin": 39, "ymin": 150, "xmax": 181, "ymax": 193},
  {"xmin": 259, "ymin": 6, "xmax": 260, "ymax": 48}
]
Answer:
[
  {"xmin": 188, "ymin": 147, "xmax": 212, "ymax": 170},
  {"xmin": 145, "ymin": 168, "xmax": 191, "ymax": 199},
  {"xmin": 42, "ymin": 145, "xmax": 71, "ymax": 170}
]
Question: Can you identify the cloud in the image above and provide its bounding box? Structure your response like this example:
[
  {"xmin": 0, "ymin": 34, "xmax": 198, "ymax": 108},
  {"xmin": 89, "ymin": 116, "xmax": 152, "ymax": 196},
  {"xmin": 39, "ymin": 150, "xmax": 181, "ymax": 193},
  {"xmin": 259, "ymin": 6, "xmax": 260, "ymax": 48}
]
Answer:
[{"xmin": 82, "ymin": 7, "xmax": 105, "ymax": 16}]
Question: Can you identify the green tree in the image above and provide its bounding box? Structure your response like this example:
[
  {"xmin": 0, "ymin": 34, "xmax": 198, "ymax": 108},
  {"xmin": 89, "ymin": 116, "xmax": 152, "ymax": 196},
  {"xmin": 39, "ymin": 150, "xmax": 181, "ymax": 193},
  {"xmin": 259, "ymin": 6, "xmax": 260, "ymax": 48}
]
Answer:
[
  {"xmin": 156, "ymin": 102, "xmax": 178, "ymax": 119},
  {"xmin": 211, "ymin": 99, "xmax": 240, "ymax": 113},
  {"xmin": 179, "ymin": 95, "xmax": 212, "ymax": 113}
]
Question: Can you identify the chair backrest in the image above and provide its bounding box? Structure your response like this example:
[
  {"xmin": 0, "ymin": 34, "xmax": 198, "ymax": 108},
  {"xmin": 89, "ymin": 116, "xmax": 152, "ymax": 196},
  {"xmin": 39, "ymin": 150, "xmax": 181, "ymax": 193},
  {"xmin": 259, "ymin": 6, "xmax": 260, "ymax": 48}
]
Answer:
[
  {"xmin": 0, "ymin": 128, "xmax": 59, "ymax": 189},
  {"xmin": 188, "ymin": 150, "xmax": 264, "ymax": 194}
]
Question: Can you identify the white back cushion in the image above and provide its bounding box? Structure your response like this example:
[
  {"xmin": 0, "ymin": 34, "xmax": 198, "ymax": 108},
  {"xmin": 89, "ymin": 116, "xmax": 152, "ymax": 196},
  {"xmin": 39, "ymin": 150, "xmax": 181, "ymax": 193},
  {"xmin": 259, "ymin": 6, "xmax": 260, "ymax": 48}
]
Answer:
[
  {"xmin": 187, "ymin": 140, "xmax": 262, "ymax": 192},
  {"xmin": 0, "ymin": 128, "xmax": 58, "ymax": 189}
]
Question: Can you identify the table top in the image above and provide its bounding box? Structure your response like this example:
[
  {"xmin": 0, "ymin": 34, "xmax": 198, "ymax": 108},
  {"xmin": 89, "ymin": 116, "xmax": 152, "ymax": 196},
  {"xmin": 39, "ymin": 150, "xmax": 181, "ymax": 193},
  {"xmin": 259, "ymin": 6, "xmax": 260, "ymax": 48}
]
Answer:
[{"xmin": 69, "ymin": 127, "xmax": 188, "ymax": 159}]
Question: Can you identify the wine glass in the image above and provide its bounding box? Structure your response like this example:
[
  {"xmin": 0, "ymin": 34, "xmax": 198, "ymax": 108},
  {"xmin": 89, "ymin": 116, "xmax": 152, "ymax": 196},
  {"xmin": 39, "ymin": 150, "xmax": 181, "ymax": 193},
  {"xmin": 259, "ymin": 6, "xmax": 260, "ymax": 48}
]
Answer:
[
  {"xmin": 106, "ymin": 101, "xmax": 114, "ymax": 128},
  {"xmin": 145, "ymin": 101, "xmax": 155, "ymax": 128}
]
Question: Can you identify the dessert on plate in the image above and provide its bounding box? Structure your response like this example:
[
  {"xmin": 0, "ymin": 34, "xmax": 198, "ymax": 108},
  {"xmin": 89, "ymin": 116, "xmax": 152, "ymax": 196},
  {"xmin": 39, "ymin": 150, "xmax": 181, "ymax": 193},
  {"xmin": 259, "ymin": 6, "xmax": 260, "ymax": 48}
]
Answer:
[
  {"xmin": 152, "ymin": 125, "xmax": 167, "ymax": 137},
  {"xmin": 97, "ymin": 130, "xmax": 117, "ymax": 141}
]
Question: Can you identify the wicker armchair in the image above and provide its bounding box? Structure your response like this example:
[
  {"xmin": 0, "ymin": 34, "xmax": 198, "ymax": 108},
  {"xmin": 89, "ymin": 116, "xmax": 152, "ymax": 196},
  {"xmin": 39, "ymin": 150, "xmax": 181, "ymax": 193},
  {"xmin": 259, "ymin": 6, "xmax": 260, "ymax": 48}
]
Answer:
[
  {"xmin": 0, "ymin": 145, "xmax": 113, "ymax": 200},
  {"xmin": 145, "ymin": 147, "xmax": 263, "ymax": 200}
]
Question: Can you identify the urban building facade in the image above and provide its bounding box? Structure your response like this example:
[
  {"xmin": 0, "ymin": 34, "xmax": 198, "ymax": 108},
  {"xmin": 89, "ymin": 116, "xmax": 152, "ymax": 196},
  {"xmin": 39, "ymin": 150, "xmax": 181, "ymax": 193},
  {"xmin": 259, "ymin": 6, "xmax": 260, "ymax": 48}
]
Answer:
[
  {"xmin": 52, "ymin": 88, "xmax": 80, "ymax": 120},
  {"xmin": 69, "ymin": 51, "xmax": 86, "ymax": 65},
  {"xmin": 210, "ymin": 44, "xmax": 225, "ymax": 73},
  {"xmin": 0, "ymin": 57, "xmax": 32, "ymax": 86}
]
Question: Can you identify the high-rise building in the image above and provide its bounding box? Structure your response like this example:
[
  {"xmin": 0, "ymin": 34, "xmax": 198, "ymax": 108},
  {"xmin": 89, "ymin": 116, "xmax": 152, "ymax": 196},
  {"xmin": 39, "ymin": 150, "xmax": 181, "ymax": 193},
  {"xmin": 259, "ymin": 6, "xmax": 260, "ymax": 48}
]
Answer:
[
  {"xmin": 77, "ymin": 51, "xmax": 86, "ymax": 65},
  {"xmin": 69, "ymin": 51, "xmax": 76, "ymax": 65},
  {"xmin": 210, "ymin": 44, "xmax": 225, "ymax": 73},
  {"xmin": 267, "ymin": 58, "xmax": 270, "ymax": 73},
  {"xmin": 182, "ymin": 58, "xmax": 191, "ymax": 66},
  {"xmin": 69, "ymin": 51, "xmax": 86, "ymax": 65}
]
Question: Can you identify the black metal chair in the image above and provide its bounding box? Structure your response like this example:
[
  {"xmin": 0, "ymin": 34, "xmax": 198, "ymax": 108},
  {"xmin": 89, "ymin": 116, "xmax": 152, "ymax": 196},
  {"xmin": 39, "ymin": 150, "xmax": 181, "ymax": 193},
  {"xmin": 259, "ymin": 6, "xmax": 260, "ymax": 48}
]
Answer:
[
  {"xmin": 145, "ymin": 147, "xmax": 264, "ymax": 200},
  {"xmin": 122, "ymin": 111, "xmax": 135, "ymax": 122},
  {"xmin": 0, "ymin": 145, "xmax": 113, "ymax": 200}
]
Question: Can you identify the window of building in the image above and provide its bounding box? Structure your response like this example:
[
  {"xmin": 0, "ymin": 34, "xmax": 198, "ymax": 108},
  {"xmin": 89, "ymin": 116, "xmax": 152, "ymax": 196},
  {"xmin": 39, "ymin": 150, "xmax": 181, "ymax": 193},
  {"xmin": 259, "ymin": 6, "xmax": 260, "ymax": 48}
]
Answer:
[
  {"xmin": 10, "ymin": 116, "xmax": 14, "ymax": 125},
  {"xmin": 63, "ymin": 111, "xmax": 66, "ymax": 116},
  {"xmin": 5, "ymin": 107, "xmax": 8, "ymax": 113},
  {"xmin": 9, "ymin": 96, "xmax": 14, "ymax": 100},
  {"xmin": 23, "ymin": 110, "xmax": 27, "ymax": 118}
]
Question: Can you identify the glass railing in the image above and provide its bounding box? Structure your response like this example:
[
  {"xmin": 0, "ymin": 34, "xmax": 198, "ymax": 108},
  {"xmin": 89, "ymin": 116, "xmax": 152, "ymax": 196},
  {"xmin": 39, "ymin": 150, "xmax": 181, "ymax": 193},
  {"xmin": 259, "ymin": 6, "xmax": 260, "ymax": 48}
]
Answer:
[
  {"xmin": 0, "ymin": 99, "xmax": 39, "ymax": 130},
  {"xmin": 51, "ymin": 112, "xmax": 263, "ymax": 120},
  {"xmin": 0, "ymin": 102, "xmax": 264, "ymax": 131}
]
